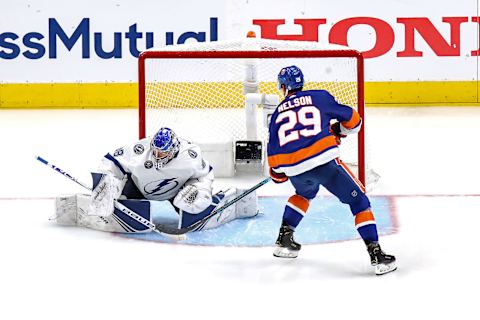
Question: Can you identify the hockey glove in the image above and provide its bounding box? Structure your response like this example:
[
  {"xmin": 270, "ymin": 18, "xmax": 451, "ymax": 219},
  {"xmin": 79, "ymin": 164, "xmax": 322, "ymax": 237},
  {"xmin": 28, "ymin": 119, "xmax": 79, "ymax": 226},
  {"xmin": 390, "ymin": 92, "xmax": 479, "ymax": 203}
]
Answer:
[
  {"xmin": 173, "ymin": 184, "xmax": 212, "ymax": 214},
  {"xmin": 89, "ymin": 173, "xmax": 127, "ymax": 216},
  {"xmin": 329, "ymin": 122, "xmax": 347, "ymax": 145},
  {"xmin": 269, "ymin": 167, "xmax": 288, "ymax": 184}
]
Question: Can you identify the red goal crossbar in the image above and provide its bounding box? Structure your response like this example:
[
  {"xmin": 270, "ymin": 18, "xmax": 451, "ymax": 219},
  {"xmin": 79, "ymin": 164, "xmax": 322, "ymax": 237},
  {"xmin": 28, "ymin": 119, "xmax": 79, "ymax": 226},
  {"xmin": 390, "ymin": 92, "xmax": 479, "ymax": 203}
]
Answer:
[{"xmin": 138, "ymin": 49, "xmax": 365, "ymax": 185}]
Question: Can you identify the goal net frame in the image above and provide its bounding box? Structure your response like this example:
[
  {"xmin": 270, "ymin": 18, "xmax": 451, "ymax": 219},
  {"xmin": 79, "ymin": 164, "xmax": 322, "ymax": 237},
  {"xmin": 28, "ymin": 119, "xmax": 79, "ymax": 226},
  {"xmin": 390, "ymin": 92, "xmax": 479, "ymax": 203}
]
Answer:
[{"xmin": 138, "ymin": 46, "xmax": 366, "ymax": 185}]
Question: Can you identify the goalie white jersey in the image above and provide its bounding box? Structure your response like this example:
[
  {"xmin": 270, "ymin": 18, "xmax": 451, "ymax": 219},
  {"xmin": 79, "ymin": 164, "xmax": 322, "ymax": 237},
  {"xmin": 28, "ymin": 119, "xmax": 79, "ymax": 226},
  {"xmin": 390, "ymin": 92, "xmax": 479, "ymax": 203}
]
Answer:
[
  {"xmin": 53, "ymin": 130, "xmax": 259, "ymax": 234},
  {"xmin": 98, "ymin": 137, "xmax": 212, "ymax": 201}
]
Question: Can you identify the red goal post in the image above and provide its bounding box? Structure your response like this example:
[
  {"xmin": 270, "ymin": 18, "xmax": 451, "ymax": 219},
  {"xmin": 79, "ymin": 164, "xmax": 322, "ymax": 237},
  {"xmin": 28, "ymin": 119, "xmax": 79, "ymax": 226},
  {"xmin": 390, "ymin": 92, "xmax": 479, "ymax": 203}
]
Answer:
[{"xmin": 138, "ymin": 40, "xmax": 365, "ymax": 185}]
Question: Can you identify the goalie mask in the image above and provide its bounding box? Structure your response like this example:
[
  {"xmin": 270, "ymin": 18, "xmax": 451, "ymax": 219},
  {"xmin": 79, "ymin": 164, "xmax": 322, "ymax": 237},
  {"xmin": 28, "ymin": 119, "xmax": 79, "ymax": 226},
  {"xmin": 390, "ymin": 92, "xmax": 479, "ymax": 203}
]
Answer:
[
  {"xmin": 277, "ymin": 65, "xmax": 304, "ymax": 94},
  {"xmin": 151, "ymin": 127, "xmax": 180, "ymax": 169}
]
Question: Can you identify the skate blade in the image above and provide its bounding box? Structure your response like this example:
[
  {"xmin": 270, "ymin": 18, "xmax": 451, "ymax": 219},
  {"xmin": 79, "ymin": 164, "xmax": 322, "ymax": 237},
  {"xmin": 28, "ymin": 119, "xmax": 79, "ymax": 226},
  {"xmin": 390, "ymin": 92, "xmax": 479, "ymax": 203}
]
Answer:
[
  {"xmin": 273, "ymin": 247, "xmax": 298, "ymax": 258},
  {"xmin": 375, "ymin": 261, "xmax": 397, "ymax": 275}
]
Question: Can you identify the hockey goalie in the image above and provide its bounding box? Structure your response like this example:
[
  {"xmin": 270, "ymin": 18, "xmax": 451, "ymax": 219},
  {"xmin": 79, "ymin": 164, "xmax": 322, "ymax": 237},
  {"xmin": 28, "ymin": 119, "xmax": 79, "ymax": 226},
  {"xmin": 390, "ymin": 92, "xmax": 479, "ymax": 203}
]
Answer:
[{"xmin": 53, "ymin": 127, "xmax": 259, "ymax": 233}]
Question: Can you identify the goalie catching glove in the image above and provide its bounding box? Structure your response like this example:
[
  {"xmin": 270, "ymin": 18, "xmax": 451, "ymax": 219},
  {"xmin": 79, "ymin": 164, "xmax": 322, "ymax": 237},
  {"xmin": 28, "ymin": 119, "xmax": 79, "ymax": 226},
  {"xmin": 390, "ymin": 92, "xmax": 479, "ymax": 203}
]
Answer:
[{"xmin": 173, "ymin": 180, "xmax": 212, "ymax": 214}]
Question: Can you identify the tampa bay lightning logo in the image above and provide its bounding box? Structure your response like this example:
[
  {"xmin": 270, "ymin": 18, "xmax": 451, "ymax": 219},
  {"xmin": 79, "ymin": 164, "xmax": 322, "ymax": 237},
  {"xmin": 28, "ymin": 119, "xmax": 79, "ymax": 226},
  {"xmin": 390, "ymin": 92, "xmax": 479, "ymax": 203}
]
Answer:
[
  {"xmin": 133, "ymin": 144, "xmax": 145, "ymax": 155},
  {"xmin": 144, "ymin": 178, "xmax": 179, "ymax": 195},
  {"xmin": 144, "ymin": 160, "xmax": 153, "ymax": 169}
]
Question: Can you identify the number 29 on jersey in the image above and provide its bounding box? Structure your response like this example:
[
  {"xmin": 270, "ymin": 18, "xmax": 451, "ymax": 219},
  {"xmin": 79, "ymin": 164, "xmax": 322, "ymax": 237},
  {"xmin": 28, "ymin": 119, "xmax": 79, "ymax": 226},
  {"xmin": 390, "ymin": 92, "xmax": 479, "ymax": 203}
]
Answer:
[{"xmin": 275, "ymin": 106, "xmax": 321, "ymax": 147}]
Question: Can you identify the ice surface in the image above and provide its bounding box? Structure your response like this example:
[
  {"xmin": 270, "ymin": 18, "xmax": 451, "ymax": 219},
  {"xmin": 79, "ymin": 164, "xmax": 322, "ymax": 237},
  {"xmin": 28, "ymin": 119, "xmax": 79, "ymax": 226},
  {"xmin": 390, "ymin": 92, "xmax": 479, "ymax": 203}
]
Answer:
[{"xmin": 1, "ymin": 107, "xmax": 479, "ymax": 320}]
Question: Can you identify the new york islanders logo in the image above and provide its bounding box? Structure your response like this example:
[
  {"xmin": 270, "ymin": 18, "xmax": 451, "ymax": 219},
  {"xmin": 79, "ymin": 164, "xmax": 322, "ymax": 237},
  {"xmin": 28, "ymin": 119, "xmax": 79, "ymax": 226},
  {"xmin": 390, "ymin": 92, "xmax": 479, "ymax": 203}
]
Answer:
[{"xmin": 144, "ymin": 178, "xmax": 179, "ymax": 196}]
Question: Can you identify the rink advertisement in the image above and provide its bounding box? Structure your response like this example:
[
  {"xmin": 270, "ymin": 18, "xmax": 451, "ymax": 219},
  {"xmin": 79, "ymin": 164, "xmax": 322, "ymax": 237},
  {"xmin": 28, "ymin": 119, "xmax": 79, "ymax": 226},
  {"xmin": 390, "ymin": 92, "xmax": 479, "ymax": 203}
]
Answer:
[{"xmin": 0, "ymin": 0, "xmax": 478, "ymax": 107}]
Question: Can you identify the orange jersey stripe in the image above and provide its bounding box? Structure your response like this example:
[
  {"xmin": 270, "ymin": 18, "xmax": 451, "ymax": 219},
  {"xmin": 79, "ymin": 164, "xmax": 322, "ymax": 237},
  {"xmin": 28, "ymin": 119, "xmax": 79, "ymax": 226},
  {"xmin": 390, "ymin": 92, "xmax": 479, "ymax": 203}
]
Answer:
[
  {"xmin": 342, "ymin": 109, "xmax": 361, "ymax": 129},
  {"xmin": 288, "ymin": 195, "xmax": 310, "ymax": 213},
  {"xmin": 335, "ymin": 158, "xmax": 366, "ymax": 193},
  {"xmin": 268, "ymin": 135, "xmax": 337, "ymax": 168},
  {"xmin": 355, "ymin": 209, "xmax": 375, "ymax": 226}
]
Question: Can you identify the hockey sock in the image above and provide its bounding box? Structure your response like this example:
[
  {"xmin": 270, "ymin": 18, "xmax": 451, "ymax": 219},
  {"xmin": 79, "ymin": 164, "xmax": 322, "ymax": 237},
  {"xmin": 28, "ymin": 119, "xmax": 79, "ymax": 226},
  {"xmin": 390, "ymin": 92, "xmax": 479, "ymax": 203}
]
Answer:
[
  {"xmin": 354, "ymin": 209, "xmax": 378, "ymax": 242},
  {"xmin": 282, "ymin": 195, "xmax": 310, "ymax": 229}
]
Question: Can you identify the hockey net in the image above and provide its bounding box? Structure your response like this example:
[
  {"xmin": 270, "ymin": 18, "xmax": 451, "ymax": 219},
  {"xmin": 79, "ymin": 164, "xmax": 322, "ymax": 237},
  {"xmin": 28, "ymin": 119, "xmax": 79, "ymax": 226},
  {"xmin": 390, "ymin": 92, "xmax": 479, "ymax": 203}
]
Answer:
[{"xmin": 139, "ymin": 38, "xmax": 375, "ymax": 186}]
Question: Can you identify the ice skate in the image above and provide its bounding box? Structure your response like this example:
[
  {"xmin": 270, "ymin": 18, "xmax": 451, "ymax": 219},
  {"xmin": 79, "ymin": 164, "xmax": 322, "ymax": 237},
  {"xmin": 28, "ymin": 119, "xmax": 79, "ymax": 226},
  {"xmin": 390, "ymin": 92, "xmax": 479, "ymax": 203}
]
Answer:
[
  {"xmin": 273, "ymin": 224, "xmax": 301, "ymax": 258},
  {"xmin": 366, "ymin": 242, "xmax": 397, "ymax": 275}
]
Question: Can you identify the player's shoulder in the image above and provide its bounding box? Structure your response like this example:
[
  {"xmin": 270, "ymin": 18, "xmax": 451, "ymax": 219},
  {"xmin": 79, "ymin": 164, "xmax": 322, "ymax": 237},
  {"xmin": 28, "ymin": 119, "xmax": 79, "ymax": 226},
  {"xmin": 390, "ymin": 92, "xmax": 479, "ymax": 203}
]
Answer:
[
  {"xmin": 273, "ymin": 89, "xmax": 331, "ymax": 114},
  {"xmin": 303, "ymin": 89, "xmax": 334, "ymax": 99},
  {"xmin": 111, "ymin": 138, "xmax": 150, "ymax": 159},
  {"xmin": 304, "ymin": 89, "xmax": 339, "ymax": 106},
  {"xmin": 177, "ymin": 138, "xmax": 202, "ymax": 159}
]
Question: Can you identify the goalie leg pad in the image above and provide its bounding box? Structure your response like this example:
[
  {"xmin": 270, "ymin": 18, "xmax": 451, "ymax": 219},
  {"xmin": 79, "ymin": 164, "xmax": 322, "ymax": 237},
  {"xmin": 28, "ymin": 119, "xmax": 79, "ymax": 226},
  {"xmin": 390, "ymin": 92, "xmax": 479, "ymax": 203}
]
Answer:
[
  {"xmin": 178, "ymin": 190, "xmax": 232, "ymax": 229},
  {"xmin": 111, "ymin": 199, "xmax": 152, "ymax": 233},
  {"xmin": 234, "ymin": 188, "xmax": 258, "ymax": 219},
  {"xmin": 54, "ymin": 194, "xmax": 87, "ymax": 226},
  {"xmin": 54, "ymin": 194, "xmax": 112, "ymax": 231},
  {"xmin": 54, "ymin": 194, "xmax": 152, "ymax": 233},
  {"xmin": 179, "ymin": 188, "xmax": 258, "ymax": 231}
]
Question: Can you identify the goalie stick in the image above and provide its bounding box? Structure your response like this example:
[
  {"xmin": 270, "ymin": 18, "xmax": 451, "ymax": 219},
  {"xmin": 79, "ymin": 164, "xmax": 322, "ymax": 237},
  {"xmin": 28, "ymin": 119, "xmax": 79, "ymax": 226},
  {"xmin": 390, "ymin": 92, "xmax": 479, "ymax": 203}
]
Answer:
[
  {"xmin": 36, "ymin": 156, "xmax": 186, "ymax": 241},
  {"xmin": 154, "ymin": 177, "xmax": 272, "ymax": 235}
]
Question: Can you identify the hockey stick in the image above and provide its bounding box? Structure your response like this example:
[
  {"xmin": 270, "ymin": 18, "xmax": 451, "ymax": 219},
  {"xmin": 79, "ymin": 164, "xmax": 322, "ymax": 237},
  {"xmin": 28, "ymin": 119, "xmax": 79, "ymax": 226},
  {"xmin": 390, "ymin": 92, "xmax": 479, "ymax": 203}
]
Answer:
[
  {"xmin": 36, "ymin": 156, "xmax": 186, "ymax": 241},
  {"xmin": 154, "ymin": 177, "xmax": 272, "ymax": 235}
]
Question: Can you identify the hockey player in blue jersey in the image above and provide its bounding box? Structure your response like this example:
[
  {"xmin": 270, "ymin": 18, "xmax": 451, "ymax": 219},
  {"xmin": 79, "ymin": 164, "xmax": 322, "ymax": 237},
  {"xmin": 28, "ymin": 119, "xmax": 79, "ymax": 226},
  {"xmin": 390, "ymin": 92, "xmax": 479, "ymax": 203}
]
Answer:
[{"xmin": 267, "ymin": 65, "xmax": 396, "ymax": 275}]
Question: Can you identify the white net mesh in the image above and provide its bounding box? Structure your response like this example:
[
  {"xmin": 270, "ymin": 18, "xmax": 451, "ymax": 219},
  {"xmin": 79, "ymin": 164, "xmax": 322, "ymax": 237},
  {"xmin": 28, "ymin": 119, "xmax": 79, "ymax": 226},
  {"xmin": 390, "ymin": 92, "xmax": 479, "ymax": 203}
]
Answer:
[{"xmin": 140, "ymin": 38, "xmax": 369, "ymax": 182}]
